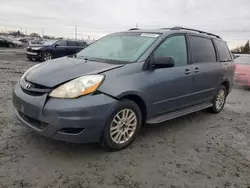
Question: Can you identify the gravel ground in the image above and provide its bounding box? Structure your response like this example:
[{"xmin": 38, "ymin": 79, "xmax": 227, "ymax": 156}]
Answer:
[{"xmin": 0, "ymin": 49, "xmax": 250, "ymax": 188}]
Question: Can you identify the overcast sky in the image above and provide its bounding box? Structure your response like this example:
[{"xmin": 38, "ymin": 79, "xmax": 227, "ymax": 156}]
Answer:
[{"xmin": 0, "ymin": 0, "xmax": 249, "ymax": 48}]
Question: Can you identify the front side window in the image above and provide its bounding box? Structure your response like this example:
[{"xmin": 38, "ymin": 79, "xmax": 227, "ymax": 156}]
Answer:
[
  {"xmin": 77, "ymin": 32, "xmax": 160, "ymax": 63},
  {"xmin": 154, "ymin": 35, "xmax": 188, "ymax": 66},
  {"xmin": 190, "ymin": 36, "xmax": 216, "ymax": 63},
  {"xmin": 41, "ymin": 40, "xmax": 57, "ymax": 46},
  {"xmin": 55, "ymin": 40, "xmax": 67, "ymax": 46},
  {"xmin": 214, "ymin": 40, "xmax": 232, "ymax": 62}
]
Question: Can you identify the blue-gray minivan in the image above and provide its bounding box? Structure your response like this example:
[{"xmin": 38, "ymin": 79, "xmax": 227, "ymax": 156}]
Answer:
[{"xmin": 12, "ymin": 27, "xmax": 235, "ymax": 151}]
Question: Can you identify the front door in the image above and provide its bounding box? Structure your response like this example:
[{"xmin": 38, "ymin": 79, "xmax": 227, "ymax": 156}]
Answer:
[
  {"xmin": 148, "ymin": 34, "xmax": 193, "ymax": 116},
  {"xmin": 54, "ymin": 40, "xmax": 68, "ymax": 58},
  {"xmin": 188, "ymin": 35, "xmax": 223, "ymax": 104}
]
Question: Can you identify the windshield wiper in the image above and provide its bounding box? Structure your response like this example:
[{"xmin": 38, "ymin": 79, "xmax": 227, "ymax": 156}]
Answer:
[{"xmin": 76, "ymin": 55, "xmax": 95, "ymax": 61}]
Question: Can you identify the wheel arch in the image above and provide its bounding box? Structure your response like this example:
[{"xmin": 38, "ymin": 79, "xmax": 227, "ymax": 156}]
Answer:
[
  {"xmin": 117, "ymin": 92, "xmax": 148, "ymax": 124},
  {"xmin": 221, "ymin": 80, "xmax": 230, "ymax": 94}
]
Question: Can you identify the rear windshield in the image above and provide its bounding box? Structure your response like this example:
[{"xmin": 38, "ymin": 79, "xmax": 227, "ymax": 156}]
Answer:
[
  {"xmin": 77, "ymin": 32, "xmax": 160, "ymax": 63},
  {"xmin": 234, "ymin": 55, "xmax": 250, "ymax": 64}
]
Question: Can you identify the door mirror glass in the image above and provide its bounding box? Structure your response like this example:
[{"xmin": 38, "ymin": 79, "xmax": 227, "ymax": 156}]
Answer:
[
  {"xmin": 54, "ymin": 44, "xmax": 59, "ymax": 48},
  {"xmin": 154, "ymin": 56, "xmax": 175, "ymax": 68}
]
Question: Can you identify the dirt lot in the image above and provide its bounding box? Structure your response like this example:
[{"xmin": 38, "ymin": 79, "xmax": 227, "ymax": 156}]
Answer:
[{"xmin": 0, "ymin": 49, "xmax": 250, "ymax": 188}]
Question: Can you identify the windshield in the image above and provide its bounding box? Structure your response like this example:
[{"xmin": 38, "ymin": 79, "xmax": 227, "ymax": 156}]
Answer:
[
  {"xmin": 77, "ymin": 32, "xmax": 160, "ymax": 63},
  {"xmin": 234, "ymin": 55, "xmax": 250, "ymax": 64},
  {"xmin": 41, "ymin": 40, "xmax": 57, "ymax": 46}
]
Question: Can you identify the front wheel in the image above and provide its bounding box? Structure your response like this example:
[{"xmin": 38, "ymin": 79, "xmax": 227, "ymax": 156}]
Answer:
[
  {"xmin": 209, "ymin": 85, "xmax": 227, "ymax": 113},
  {"xmin": 101, "ymin": 100, "xmax": 142, "ymax": 151},
  {"xmin": 41, "ymin": 52, "xmax": 52, "ymax": 61}
]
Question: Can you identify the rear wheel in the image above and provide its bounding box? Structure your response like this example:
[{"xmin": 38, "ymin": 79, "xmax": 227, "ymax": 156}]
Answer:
[
  {"xmin": 41, "ymin": 52, "xmax": 52, "ymax": 61},
  {"xmin": 209, "ymin": 85, "xmax": 227, "ymax": 113},
  {"xmin": 101, "ymin": 100, "xmax": 142, "ymax": 151}
]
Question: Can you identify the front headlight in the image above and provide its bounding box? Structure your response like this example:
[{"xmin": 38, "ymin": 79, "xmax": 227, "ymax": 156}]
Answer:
[{"xmin": 49, "ymin": 75, "xmax": 104, "ymax": 98}]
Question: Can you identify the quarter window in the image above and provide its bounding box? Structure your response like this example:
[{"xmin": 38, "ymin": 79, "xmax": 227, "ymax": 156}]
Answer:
[
  {"xmin": 190, "ymin": 36, "xmax": 216, "ymax": 63},
  {"xmin": 154, "ymin": 35, "xmax": 188, "ymax": 66},
  {"xmin": 214, "ymin": 40, "xmax": 232, "ymax": 62}
]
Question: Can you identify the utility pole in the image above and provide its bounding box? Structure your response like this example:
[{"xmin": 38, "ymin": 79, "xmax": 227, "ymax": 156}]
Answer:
[
  {"xmin": 75, "ymin": 25, "xmax": 77, "ymax": 40},
  {"xmin": 41, "ymin": 28, "xmax": 44, "ymax": 37},
  {"xmin": 136, "ymin": 22, "xmax": 138, "ymax": 28}
]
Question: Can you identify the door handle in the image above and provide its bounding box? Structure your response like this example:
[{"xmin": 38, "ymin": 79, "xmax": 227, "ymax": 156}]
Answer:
[
  {"xmin": 184, "ymin": 69, "xmax": 192, "ymax": 75},
  {"xmin": 193, "ymin": 67, "xmax": 199, "ymax": 73}
]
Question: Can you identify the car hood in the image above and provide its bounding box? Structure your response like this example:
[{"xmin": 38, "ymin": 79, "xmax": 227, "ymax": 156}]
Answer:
[
  {"xmin": 235, "ymin": 64, "xmax": 250, "ymax": 74},
  {"xmin": 25, "ymin": 57, "xmax": 124, "ymax": 87}
]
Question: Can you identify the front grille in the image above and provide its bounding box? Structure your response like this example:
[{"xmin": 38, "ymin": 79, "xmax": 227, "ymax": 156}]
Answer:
[
  {"xmin": 19, "ymin": 111, "xmax": 48, "ymax": 130},
  {"xmin": 26, "ymin": 47, "xmax": 32, "ymax": 52},
  {"xmin": 21, "ymin": 88, "xmax": 45, "ymax": 96},
  {"xmin": 20, "ymin": 79, "xmax": 51, "ymax": 96}
]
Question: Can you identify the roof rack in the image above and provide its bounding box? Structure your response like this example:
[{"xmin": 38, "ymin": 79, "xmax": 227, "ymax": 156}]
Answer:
[
  {"xmin": 169, "ymin": 26, "xmax": 221, "ymax": 39},
  {"xmin": 129, "ymin": 28, "xmax": 140, "ymax": 31}
]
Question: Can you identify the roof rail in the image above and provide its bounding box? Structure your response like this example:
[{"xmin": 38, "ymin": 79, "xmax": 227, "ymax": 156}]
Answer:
[
  {"xmin": 170, "ymin": 26, "xmax": 221, "ymax": 39},
  {"xmin": 129, "ymin": 28, "xmax": 140, "ymax": 31}
]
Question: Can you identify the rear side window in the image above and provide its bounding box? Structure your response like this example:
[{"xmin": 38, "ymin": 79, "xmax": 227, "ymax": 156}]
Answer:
[
  {"xmin": 67, "ymin": 41, "xmax": 77, "ymax": 46},
  {"xmin": 190, "ymin": 36, "xmax": 216, "ymax": 63},
  {"xmin": 214, "ymin": 40, "xmax": 232, "ymax": 62},
  {"xmin": 78, "ymin": 42, "xmax": 87, "ymax": 47}
]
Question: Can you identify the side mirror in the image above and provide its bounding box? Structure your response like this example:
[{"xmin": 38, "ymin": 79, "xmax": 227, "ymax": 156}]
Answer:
[
  {"xmin": 54, "ymin": 44, "xmax": 59, "ymax": 48},
  {"xmin": 154, "ymin": 56, "xmax": 175, "ymax": 68}
]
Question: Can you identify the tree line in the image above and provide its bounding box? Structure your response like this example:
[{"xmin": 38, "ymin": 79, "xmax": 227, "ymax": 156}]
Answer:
[
  {"xmin": 0, "ymin": 30, "xmax": 58, "ymax": 40},
  {"xmin": 231, "ymin": 40, "xmax": 250, "ymax": 54}
]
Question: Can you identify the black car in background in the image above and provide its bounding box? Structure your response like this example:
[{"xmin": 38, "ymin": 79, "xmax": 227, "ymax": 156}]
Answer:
[{"xmin": 26, "ymin": 39, "xmax": 87, "ymax": 61}]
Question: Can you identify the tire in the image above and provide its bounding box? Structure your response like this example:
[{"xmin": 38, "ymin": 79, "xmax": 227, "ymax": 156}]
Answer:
[
  {"xmin": 27, "ymin": 56, "xmax": 33, "ymax": 61},
  {"xmin": 208, "ymin": 85, "xmax": 227, "ymax": 113},
  {"xmin": 101, "ymin": 100, "xmax": 142, "ymax": 151},
  {"xmin": 41, "ymin": 52, "xmax": 52, "ymax": 62}
]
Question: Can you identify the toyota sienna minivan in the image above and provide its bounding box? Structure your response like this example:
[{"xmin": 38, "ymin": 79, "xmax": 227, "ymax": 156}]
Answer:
[{"xmin": 12, "ymin": 26, "xmax": 235, "ymax": 151}]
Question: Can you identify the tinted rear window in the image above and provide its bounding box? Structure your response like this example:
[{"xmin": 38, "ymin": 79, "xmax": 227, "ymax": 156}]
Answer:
[
  {"xmin": 78, "ymin": 42, "xmax": 87, "ymax": 47},
  {"xmin": 190, "ymin": 36, "xmax": 216, "ymax": 63},
  {"xmin": 214, "ymin": 40, "xmax": 232, "ymax": 62},
  {"xmin": 67, "ymin": 41, "xmax": 77, "ymax": 46}
]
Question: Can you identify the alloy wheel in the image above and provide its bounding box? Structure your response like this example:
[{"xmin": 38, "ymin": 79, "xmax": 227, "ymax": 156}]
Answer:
[
  {"xmin": 110, "ymin": 109, "xmax": 137, "ymax": 144},
  {"xmin": 43, "ymin": 52, "xmax": 52, "ymax": 61},
  {"xmin": 215, "ymin": 89, "xmax": 226, "ymax": 110}
]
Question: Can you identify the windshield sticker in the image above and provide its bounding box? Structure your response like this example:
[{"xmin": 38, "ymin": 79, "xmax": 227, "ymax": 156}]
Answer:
[{"xmin": 140, "ymin": 33, "xmax": 159, "ymax": 38}]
